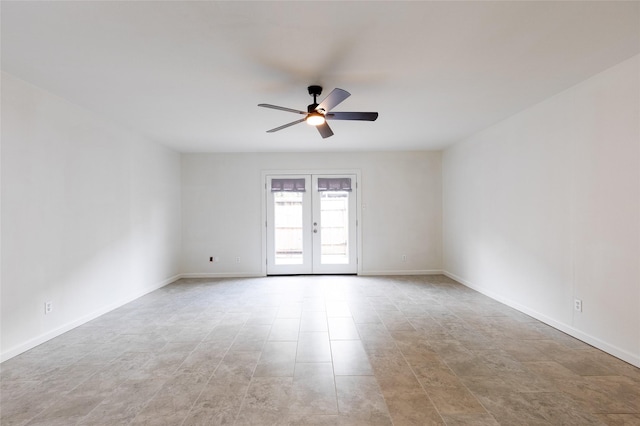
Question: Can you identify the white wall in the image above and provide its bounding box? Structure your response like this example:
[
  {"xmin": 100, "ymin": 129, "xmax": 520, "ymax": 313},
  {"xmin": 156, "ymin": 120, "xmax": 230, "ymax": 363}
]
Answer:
[
  {"xmin": 1, "ymin": 73, "xmax": 182, "ymax": 361},
  {"xmin": 181, "ymin": 151, "xmax": 442, "ymax": 276},
  {"xmin": 443, "ymin": 55, "xmax": 640, "ymax": 367}
]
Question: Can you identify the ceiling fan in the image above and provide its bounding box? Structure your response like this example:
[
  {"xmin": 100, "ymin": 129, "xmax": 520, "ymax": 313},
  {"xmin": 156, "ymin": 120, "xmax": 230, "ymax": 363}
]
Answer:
[{"xmin": 258, "ymin": 85, "xmax": 378, "ymax": 138}]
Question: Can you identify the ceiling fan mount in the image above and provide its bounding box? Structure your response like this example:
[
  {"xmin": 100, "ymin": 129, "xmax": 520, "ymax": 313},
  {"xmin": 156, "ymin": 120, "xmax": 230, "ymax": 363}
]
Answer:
[
  {"xmin": 307, "ymin": 85, "xmax": 323, "ymax": 97},
  {"xmin": 259, "ymin": 86, "xmax": 378, "ymax": 139}
]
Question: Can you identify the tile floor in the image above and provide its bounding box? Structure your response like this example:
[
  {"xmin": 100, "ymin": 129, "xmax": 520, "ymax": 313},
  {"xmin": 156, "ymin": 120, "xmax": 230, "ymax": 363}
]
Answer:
[{"xmin": 2, "ymin": 275, "xmax": 640, "ymax": 425}]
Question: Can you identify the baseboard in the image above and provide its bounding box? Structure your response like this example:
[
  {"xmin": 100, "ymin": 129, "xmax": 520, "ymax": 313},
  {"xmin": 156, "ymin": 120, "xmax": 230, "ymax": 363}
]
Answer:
[
  {"xmin": 359, "ymin": 269, "xmax": 443, "ymax": 276},
  {"xmin": 178, "ymin": 272, "xmax": 264, "ymax": 279},
  {"xmin": 179, "ymin": 270, "xmax": 445, "ymax": 279},
  {"xmin": 443, "ymin": 271, "xmax": 640, "ymax": 368},
  {"xmin": 0, "ymin": 274, "xmax": 181, "ymax": 363}
]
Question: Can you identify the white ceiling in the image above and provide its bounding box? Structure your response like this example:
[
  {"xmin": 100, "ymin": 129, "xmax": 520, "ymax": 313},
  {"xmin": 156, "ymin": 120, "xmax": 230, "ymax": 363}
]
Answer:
[{"xmin": 2, "ymin": 1, "xmax": 639, "ymax": 153}]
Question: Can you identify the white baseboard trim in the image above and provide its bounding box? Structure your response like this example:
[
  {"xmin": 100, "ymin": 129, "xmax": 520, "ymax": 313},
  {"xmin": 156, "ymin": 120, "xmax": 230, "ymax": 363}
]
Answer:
[
  {"xmin": 0, "ymin": 274, "xmax": 181, "ymax": 363},
  {"xmin": 179, "ymin": 272, "xmax": 446, "ymax": 278},
  {"xmin": 443, "ymin": 271, "xmax": 640, "ymax": 368},
  {"xmin": 179, "ymin": 271, "xmax": 445, "ymax": 278},
  {"xmin": 359, "ymin": 269, "xmax": 443, "ymax": 276},
  {"xmin": 178, "ymin": 272, "xmax": 264, "ymax": 279}
]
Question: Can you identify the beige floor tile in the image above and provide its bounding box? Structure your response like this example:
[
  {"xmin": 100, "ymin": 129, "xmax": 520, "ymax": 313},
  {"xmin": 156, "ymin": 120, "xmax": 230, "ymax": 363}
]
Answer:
[
  {"xmin": 277, "ymin": 304, "xmax": 303, "ymax": 319},
  {"xmin": 378, "ymin": 310, "xmax": 416, "ymax": 331},
  {"xmin": 361, "ymin": 337, "xmax": 402, "ymax": 358},
  {"xmin": 289, "ymin": 363, "xmax": 338, "ymax": 416},
  {"xmin": 424, "ymin": 385, "xmax": 487, "ymax": 415},
  {"xmin": 235, "ymin": 377, "xmax": 293, "ymax": 425},
  {"xmin": 355, "ymin": 323, "xmax": 394, "ymax": 343},
  {"xmin": 594, "ymin": 413, "xmax": 640, "ymax": 425},
  {"xmin": 76, "ymin": 376, "xmax": 167, "ymax": 425},
  {"xmin": 286, "ymin": 413, "xmax": 340, "ymax": 425},
  {"xmin": 300, "ymin": 311, "xmax": 329, "ymax": 332},
  {"xmin": 584, "ymin": 375, "xmax": 640, "ymax": 412},
  {"xmin": 328, "ymin": 317, "xmax": 360, "ymax": 340},
  {"xmin": 228, "ymin": 325, "xmax": 271, "ymax": 352},
  {"xmin": 440, "ymin": 413, "xmax": 500, "ymax": 426},
  {"xmin": 214, "ymin": 350, "xmax": 261, "ymax": 381},
  {"xmin": 326, "ymin": 301, "xmax": 352, "ymax": 318},
  {"xmin": 175, "ymin": 347, "xmax": 224, "ymax": 378},
  {"xmin": 246, "ymin": 308, "xmax": 278, "ymax": 326},
  {"xmin": 524, "ymin": 361, "xmax": 638, "ymax": 414},
  {"xmin": 554, "ymin": 350, "xmax": 621, "ymax": 376},
  {"xmin": 203, "ymin": 323, "xmax": 243, "ymax": 343},
  {"xmin": 296, "ymin": 332, "xmax": 332, "ymax": 363},
  {"xmin": 331, "ymin": 340, "xmax": 373, "ymax": 376},
  {"xmin": 2, "ymin": 275, "xmax": 639, "ymax": 426},
  {"xmin": 302, "ymin": 297, "xmax": 326, "ymax": 312},
  {"xmin": 129, "ymin": 373, "xmax": 209, "ymax": 425},
  {"xmin": 254, "ymin": 341, "xmax": 298, "ymax": 377},
  {"xmin": 183, "ymin": 378, "xmax": 249, "ymax": 425},
  {"xmin": 349, "ymin": 307, "xmax": 381, "ymax": 324},
  {"xmin": 368, "ymin": 297, "xmax": 399, "ymax": 312},
  {"xmin": 335, "ymin": 375, "xmax": 391, "ymax": 424},
  {"xmin": 476, "ymin": 391, "xmax": 603, "ymax": 425},
  {"xmin": 384, "ymin": 390, "xmax": 445, "ymax": 425},
  {"xmin": 27, "ymin": 395, "xmax": 105, "ymax": 426},
  {"xmin": 461, "ymin": 371, "xmax": 556, "ymax": 396},
  {"xmin": 268, "ymin": 318, "xmax": 301, "ymax": 341}
]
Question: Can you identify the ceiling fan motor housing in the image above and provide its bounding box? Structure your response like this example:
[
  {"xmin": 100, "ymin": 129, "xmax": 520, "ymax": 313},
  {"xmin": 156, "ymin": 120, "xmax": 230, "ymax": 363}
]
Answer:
[{"xmin": 307, "ymin": 85, "xmax": 323, "ymax": 97}]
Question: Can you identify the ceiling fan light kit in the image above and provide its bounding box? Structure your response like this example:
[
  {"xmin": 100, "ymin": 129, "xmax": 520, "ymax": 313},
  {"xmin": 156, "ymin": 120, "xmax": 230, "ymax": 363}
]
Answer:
[
  {"xmin": 258, "ymin": 85, "xmax": 378, "ymax": 138},
  {"xmin": 306, "ymin": 112, "xmax": 325, "ymax": 126}
]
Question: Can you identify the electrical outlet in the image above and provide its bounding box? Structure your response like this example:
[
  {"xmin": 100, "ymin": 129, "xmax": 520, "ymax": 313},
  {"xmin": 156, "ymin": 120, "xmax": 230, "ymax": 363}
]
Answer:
[
  {"xmin": 44, "ymin": 301, "xmax": 53, "ymax": 314},
  {"xmin": 235, "ymin": 257, "xmax": 241, "ymax": 263},
  {"xmin": 574, "ymin": 299, "xmax": 582, "ymax": 312},
  {"xmin": 401, "ymin": 254, "xmax": 407, "ymax": 262},
  {"xmin": 209, "ymin": 256, "xmax": 214, "ymax": 262}
]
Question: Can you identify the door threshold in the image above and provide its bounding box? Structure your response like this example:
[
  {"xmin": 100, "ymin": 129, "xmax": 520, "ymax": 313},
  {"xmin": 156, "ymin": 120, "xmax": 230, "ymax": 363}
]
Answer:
[{"xmin": 266, "ymin": 273, "xmax": 358, "ymax": 277}]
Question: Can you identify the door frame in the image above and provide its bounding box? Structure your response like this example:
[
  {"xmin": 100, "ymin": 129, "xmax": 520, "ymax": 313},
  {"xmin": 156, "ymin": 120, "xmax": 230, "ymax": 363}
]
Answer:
[{"xmin": 261, "ymin": 169, "xmax": 362, "ymax": 276}]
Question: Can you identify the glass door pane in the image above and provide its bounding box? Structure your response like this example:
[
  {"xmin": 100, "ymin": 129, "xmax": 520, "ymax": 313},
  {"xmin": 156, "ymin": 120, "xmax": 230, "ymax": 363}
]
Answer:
[
  {"xmin": 319, "ymin": 191, "xmax": 350, "ymax": 264},
  {"xmin": 273, "ymin": 191, "xmax": 303, "ymax": 265}
]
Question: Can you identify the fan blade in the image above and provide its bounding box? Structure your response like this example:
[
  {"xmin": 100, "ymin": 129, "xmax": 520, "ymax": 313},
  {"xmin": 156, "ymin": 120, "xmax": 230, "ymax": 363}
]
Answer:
[
  {"xmin": 258, "ymin": 104, "xmax": 306, "ymax": 115},
  {"xmin": 266, "ymin": 118, "xmax": 306, "ymax": 133},
  {"xmin": 316, "ymin": 122, "xmax": 334, "ymax": 138},
  {"xmin": 316, "ymin": 88, "xmax": 350, "ymax": 112},
  {"xmin": 326, "ymin": 112, "xmax": 378, "ymax": 121}
]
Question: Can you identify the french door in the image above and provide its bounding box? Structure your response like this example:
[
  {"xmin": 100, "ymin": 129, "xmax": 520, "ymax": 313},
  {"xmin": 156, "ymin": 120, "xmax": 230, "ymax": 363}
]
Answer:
[{"xmin": 266, "ymin": 174, "xmax": 357, "ymax": 275}]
